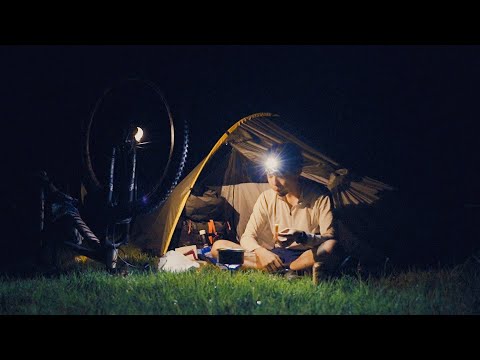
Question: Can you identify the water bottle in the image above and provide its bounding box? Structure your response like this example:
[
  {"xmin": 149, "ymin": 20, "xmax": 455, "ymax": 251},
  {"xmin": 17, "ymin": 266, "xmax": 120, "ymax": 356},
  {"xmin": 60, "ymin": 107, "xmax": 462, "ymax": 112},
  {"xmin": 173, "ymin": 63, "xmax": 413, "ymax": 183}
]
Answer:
[
  {"xmin": 199, "ymin": 229, "xmax": 209, "ymax": 247},
  {"xmin": 198, "ymin": 229, "xmax": 215, "ymax": 264}
]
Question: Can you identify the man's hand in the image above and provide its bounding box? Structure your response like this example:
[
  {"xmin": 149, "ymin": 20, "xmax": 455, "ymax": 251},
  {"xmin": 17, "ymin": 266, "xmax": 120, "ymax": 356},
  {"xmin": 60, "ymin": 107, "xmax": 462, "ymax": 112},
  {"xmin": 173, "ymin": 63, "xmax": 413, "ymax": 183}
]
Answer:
[
  {"xmin": 277, "ymin": 228, "xmax": 307, "ymax": 247},
  {"xmin": 254, "ymin": 247, "xmax": 284, "ymax": 272}
]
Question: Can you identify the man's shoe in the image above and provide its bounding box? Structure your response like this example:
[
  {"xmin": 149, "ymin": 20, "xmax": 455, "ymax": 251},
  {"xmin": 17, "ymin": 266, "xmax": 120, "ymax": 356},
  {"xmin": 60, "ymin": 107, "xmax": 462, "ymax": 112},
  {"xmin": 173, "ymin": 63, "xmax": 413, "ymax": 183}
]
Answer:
[{"xmin": 284, "ymin": 269, "xmax": 302, "ymax": 280}]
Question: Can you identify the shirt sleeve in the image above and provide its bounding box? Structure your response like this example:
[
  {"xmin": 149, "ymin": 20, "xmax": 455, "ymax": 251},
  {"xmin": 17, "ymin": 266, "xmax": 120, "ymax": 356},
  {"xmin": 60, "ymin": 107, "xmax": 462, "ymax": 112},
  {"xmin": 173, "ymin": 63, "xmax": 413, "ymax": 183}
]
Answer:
[
  {"xmin": 240, "ymin": 192, "xmax": 269, "ymax": 251},
  {"xmin": 317, "ymin": 194, "xmax": 336, "ymax": 239}
]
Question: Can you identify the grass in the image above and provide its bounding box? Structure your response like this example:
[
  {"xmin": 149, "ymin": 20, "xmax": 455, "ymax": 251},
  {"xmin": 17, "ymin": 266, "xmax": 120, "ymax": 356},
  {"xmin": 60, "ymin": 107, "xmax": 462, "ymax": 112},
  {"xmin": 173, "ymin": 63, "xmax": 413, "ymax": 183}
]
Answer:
[{"xmin": 1, "ymin": 245, "xmax": 479, "ymax": 315}]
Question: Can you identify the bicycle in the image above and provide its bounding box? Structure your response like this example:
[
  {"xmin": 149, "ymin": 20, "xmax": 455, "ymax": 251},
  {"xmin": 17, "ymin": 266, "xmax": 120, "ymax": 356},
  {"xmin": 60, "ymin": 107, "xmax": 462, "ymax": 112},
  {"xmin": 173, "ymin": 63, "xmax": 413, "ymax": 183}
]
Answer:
[{"xmin": 38, "ymin": 78, "xmax": 189, "ymax": 273}]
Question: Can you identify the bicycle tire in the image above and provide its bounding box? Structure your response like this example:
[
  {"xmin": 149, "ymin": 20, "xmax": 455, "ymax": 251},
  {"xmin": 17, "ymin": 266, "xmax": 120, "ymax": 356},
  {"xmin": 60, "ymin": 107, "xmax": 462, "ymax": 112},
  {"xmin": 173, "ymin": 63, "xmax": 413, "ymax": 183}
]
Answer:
[
  {"xmin": 81, "ymin": 78, "xmax": 188, "ymax": 218},
  {"xmin": 138, "ymin": 118, "xmax": 189, "ymax": 215}
]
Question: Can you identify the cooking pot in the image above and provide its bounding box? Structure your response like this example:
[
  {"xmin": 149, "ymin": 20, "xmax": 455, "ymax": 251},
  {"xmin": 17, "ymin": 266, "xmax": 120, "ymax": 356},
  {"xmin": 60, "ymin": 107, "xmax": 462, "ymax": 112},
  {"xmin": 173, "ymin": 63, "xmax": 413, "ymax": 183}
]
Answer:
[{"xmin": 217, "ymin": 248, "xmax": 245, "ymax": 265}]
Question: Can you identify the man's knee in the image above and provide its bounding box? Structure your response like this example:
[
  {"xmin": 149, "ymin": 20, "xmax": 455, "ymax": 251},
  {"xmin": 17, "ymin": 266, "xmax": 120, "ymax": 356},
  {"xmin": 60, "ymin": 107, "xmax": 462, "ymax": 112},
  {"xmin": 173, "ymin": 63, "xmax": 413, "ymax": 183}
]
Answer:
[{"xmin": 315, "ymin": 239, "xmax": 340, "ymax": 255}]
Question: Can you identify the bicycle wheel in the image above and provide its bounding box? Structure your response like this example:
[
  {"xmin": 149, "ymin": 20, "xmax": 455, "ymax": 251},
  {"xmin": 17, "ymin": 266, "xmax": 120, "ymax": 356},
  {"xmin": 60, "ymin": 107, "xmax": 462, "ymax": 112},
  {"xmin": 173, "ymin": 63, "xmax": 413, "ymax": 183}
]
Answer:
[{"xmin": 81, "ymin": 78, "xmax": 188, "ymax": 217}]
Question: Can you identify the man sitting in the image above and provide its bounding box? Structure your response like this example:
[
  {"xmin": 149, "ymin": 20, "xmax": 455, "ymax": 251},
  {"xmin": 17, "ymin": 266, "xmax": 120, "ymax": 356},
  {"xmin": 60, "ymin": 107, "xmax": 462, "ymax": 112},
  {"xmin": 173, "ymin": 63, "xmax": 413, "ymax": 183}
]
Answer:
[{"xmin": 212, "ymin": 142, "xmax": 346, "ymax": 275}]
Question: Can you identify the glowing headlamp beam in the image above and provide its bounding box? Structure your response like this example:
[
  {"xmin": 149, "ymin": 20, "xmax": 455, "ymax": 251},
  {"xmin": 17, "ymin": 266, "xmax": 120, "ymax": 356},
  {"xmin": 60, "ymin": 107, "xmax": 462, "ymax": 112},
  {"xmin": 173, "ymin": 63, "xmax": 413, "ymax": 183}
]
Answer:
[{"xmin": 265, "ymin": 156, "xmax": 281, "ymax": 173}]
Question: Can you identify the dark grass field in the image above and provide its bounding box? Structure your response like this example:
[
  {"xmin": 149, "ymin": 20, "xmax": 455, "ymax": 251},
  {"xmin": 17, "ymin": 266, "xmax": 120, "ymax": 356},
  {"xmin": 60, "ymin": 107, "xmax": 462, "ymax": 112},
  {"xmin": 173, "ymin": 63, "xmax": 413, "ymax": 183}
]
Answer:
[{"xmin": 1, "ymin": 245, "xmax": 479, "ymax": 315}]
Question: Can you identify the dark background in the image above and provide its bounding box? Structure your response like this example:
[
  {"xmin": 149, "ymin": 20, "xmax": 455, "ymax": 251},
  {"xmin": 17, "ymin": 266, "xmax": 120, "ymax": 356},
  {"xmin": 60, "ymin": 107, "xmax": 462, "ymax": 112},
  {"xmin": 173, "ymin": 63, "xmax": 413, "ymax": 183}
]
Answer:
[{"xmin": 0, "ymin": 45, "xmax": 478, "ymax": 268}]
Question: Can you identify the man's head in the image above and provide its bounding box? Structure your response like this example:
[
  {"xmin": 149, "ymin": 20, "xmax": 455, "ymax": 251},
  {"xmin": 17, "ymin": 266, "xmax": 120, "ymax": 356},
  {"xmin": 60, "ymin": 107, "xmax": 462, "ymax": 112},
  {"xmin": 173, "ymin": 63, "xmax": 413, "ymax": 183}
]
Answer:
[{"xmin": 264, "ymin": 143, "xmax": 304, "ymax": 196}]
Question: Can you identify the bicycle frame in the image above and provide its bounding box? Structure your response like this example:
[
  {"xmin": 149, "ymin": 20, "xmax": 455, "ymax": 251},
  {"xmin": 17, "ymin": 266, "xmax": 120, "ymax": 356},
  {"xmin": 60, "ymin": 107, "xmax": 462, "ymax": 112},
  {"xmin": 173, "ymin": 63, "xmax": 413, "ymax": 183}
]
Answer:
[
  {"xmin": 39, "ymin": 131, "xmax": 139, "ymax": 272},
  {"xmin": 103, "ymin": 134, "xmax": 138, "ymax": 270}
]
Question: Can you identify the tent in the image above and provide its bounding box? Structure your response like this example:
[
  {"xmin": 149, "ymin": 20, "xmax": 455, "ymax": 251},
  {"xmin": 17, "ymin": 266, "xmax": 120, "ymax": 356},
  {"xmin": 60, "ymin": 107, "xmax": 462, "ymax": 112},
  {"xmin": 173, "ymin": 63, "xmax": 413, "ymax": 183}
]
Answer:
[{"xmin": 132, "ymin": 112, "xmax": 394, "ymax": 261}]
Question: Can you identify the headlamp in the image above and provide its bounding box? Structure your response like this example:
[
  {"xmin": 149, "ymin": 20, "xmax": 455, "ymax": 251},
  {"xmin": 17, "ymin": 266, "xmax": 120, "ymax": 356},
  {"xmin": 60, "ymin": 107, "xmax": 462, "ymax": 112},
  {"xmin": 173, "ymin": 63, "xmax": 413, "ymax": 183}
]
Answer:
[{"xmin": 264, "ymin": 155, "xmax": 282, "ymax": 174}]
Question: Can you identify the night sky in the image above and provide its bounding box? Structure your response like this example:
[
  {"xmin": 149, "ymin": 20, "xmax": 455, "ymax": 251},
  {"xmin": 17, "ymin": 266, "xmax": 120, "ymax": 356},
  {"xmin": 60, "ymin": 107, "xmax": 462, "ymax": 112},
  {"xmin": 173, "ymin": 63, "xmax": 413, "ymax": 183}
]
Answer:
[{"xmin": 1, "ymin": 45, "xmax": 478, "ymax": 266}]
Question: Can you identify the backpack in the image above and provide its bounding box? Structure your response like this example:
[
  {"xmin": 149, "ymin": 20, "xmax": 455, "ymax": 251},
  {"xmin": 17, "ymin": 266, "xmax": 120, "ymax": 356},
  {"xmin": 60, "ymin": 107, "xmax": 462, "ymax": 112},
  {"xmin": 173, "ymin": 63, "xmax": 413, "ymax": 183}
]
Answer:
[
  {"xmin": 184, "ymin": 188, "xmax": 226, "ymax": 222},
  {"xmin": 170, "ymin": 187, "xmax": 238, "ymax": 250},
  {"xmin": 175, "ymin": 219, "xmax": 236, "ymax": 249}
]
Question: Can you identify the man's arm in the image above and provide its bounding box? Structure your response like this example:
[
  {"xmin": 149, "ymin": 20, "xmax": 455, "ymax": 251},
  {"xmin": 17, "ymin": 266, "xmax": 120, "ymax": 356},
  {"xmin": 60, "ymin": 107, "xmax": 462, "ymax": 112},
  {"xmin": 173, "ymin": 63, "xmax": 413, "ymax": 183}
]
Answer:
[
  {"xmin": 279, "ymin": 194, "xmax": 336, "ymax": 248},
  {"xmin": 240, "ymin": 192, "xmax": 269, "ymax": 251},
  {"xmin": 307, "ymin": 194, "xmax": 336, "ymax": 245}
]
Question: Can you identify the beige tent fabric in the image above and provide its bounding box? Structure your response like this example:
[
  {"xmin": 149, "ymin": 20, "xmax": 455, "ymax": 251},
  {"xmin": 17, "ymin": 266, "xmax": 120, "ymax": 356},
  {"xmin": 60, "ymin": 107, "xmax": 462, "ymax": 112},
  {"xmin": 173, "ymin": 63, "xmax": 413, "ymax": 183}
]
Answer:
[
  {"xmin": 218, "ymin": 183, "xmax": 271, "ymax": 239},
  {"xmin": 133, "ymin": 113, "xmax": 272, "ymax": 254},
  {"xmin": 133, "ymin": 112, "xmax": 394, "ymax": 255},
  {"xmin": 229, "ymin": 116, "xmax": 394, "ymax": 208}
]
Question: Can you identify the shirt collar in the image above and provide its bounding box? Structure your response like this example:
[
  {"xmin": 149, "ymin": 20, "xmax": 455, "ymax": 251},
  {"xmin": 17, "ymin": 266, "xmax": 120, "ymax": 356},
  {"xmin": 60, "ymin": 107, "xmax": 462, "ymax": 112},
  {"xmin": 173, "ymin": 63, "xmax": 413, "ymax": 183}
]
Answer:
[{"xmin": 276, "ymin": 180, "xmax": 308, "ymax": 207}]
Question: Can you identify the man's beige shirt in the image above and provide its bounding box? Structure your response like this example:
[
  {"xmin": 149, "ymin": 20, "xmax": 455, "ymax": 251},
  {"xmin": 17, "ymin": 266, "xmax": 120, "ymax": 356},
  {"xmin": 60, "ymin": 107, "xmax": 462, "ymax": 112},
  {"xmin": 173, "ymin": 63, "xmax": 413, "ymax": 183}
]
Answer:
[{"xmin": 240, "ymin": 180, "xmax": 336, "ymax": 252}]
